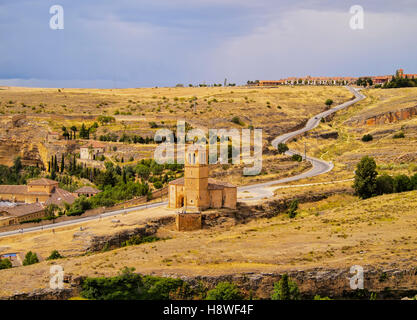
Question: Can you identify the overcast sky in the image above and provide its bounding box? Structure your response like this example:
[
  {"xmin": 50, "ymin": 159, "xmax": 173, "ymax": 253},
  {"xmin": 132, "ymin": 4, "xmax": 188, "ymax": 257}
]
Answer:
[{"xmin": 1, "ymin": 0, "xmax": 417, "ymax": 88}]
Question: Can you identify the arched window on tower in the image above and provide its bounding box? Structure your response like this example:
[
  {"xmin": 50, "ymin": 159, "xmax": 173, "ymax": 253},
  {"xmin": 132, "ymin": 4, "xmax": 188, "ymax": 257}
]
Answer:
[
  {"xmin": 193, "ymin": 153, "xmax": 196, "ymax": 164},
  {"xmin": 188, "ymin": 153, "xmax": 191, "ymax": 164}
]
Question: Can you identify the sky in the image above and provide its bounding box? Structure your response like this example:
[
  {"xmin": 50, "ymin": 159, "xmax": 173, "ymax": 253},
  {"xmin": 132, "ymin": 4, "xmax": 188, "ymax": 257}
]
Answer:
[{"xmin": 0, "ymin": 0, "xmax": 417, "ymax": 88}]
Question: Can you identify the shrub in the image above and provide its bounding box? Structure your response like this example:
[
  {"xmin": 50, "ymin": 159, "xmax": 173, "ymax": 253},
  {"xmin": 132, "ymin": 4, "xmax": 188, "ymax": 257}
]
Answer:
[
  {"xmin": 325, "ymin": 99, "xmax": 333, "ymax": 108},
  {"xmin": 288, "ymin": 199, "xmax": 298, "ymax": 218},
  {"xmin": 361, "ymin": 134, "xmax": 373, "ymax": 142},
  {"xmin": 411, "ymin": 173, "xmax": 417, "ymax": 190},
  {"xmin": 314, "ymin": 295, "xmax": 332, "ymax": 300},
  {"xmin": 277, "ymin": 143, "xmax": 289, "ymax": 154},
  {"xmin": 47, "ymin": 250, "xmax": 63, "ymax": 260},
  {"xmin": 393, "ymin": 131, "xmax": 405, "ymax": 139},
  {"xmin": 81, "ymin": 267, "xmax": 189, "ymax": 300},
  {"xmin": 23, "ymin": 251, "xmax": 39, "ymax": 266},
  {"xmin": 291, "ymin": 154, "xmax": 302, "ymax": 162},
  {"xmin": 0, "ymin": 258, "xmax": 12, "ymax": 269},
  {"xmin": 393, "ymin": 175, "xmax": 412, "ymax": 193},
  {"xmin": 375, "ymin": 174, "xmax": 394, "ymax": 195},
  {"xmin": 205, "ymin": 282, "xmax": 243, "ymax": 300},
  {"xmin": 271, "ymin": 274, "xmax": 300, "ymax": 300},
  {"xmin": 231, "ymin": 116, "xmax": 244, "ymax": 126},
  {"xmin": 353, "ymin": 156, "xmax": 377, "ymax": 199},
  {"xmin": 121, "ymin": 235, "xmax": 160, "ymax": 247}
]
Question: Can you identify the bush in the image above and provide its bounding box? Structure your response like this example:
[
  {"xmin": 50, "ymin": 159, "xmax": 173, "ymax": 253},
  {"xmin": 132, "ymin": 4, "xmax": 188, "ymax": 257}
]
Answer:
[
  {"xmin": 231, "ymin": 116, "xmax": 244, "ymax": 126},
  {"xmin": 277, "ymin": 143, "xmax": 289, "ymax": 154},
  {"xmin": 23, "ymin": 251, "xmax": 39, "ymax": 266},
  {"xmin": 288, "ymin": 199, "xmax": 298, "ymax": 218},
  {"xmin": 393, "ymin": 175, "xmax": 412, "ymax": 193},
  {"xmin": 361, "ymin": 134, "xmax": 373, "ymax": 142},
  {"xmin": 0, "ymin": 258, "xmax": 12, "ymax": 269},
  {"xmin": 393, "ymin": 131, "xmax": 405, "ymax": 139},
  {"xmin": 205, "ymin": 282, "xmax": 243, "ymax": 300},
  {"xmin": 375, "ymin": 174, "xmax": 394, "ymax": 195},
  {"xmin": 353, "ymin": 156, "xmax": 378, "ymax": 199},
  {"xmin": 325, "ymin": 99, "xmax": 333, "ymax": 108},
  {"xmin": 121, "ymin": 235, "xmax": 160, "ymax": 247},
  {"xmin": 81, "ymin": 267, "xmax": 189, "ymax": 300},
  {"xmin": 271, "ymin": 274, "xmax": 300, "ymax": 300},
  {"xmin": 47, "ymin": 250, "xmax": 63, "ymax": 260},
  {"xmin": 411, "ymin": 173, "xmax": 417, "ymax": 190},
  {"xmin": 291, "ymin": 154, "xmax": 302, "ymax": 162}
]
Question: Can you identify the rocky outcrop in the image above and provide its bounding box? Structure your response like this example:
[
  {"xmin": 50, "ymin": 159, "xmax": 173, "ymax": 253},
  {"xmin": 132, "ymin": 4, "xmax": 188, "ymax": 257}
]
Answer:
[{"xmin": 358, "ymin": 105, "xmax": 417, "ymax": 126}]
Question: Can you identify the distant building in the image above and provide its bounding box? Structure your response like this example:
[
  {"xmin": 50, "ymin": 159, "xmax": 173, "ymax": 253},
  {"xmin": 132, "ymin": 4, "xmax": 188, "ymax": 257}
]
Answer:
[
  {"xmin": 168, "ymin": 148, "xmax": 237, "ymax": 212},
  {"xmin": 0, "ymin": 178, "xmax": 76, "ymax": 206},
  {"xmin": 257, "ymin": 69, "xmax": 417, "ymax": 87},
  {"xmin": 80, "ymin": 141, "xmax": 105, "ymax": 160},
  {"xmin": 74, "ymin": 186, "xmax": 101, "ymax": 198},
  {"xmin": 0, "ymin": 203, "xmax": 46, "ymax": 226}
]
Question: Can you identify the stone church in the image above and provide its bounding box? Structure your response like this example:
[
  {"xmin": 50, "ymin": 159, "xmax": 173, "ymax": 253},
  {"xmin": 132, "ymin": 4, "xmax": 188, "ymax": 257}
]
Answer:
[{"xmin": 168, "ymin": 147, "xmax": 237, "ymax": 212}]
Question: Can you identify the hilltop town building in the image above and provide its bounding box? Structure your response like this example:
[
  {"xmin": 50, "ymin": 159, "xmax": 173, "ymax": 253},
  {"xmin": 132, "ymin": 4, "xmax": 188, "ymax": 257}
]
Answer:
[
  {"xmin": 168, "ymin": 148, "xmax": 237, "ymax": 212},
  {"xmin": 257, "ymin": 69, "xmax": 417, "ymax": 87},
  {"xmin": 80, "ymin": 141, "xmax": 105, "ymax": 160}
]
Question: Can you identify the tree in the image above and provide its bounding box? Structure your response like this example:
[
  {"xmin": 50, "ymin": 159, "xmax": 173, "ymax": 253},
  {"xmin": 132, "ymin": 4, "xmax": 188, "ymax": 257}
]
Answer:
[
  {"xmin": 325, "ymin": 99, "xmax": 333, "ymax": 108},
  {"xmin": 271, "ymin": 274, "xmax": 300, "ymax": 300},
  {"xmin": 60, "ymin": 154, "xmax": 65, "ymax": 173},
  {"xmin": 23, "ymin": 251, "xmax": 39, "ymax": 266},
  {"xmin": 353, "ymin": 156, "xmax": 378, "ymax": 199},
  {"xmin": 375, "ymin": 174, "xmax": 394, "ymax": 195},
  {"xmin": 205, "ymin": 282, "xmax": 243, "ymax": 300},
  {"xmin": 277, "ymin": 143, "xmax": 289, "ymax": 154},
  {"xmin": 393, "ymin": 175, "xmax": 412, "ymax": 193},
  {"xmin": 45, "ymin": 204, "xmax": 59, "ymax": 218},
  {"xmin": 71, "ymin": 125, "xmax": 77, "ymax": 139},
  {"xmin": 47, "ymin": 250, "xmax": 63, "ymax": 260}
]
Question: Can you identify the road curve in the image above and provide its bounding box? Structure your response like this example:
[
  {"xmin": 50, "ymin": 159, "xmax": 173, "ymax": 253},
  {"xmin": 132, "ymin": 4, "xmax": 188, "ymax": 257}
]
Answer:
[
  {"xmin": 237, "ymin": 86, "xmax": 365, "ymax": 200},
  {"xmin": 0, "ymin": 87, "xmax": 365, "ymax": 238}
]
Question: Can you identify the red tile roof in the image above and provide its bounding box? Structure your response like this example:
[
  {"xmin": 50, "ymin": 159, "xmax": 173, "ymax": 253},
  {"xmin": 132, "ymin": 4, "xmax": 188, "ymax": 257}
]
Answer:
[
  {"xmin": 45, "ymin": 188, "xmax": 77, "ymax": 206},
  {"xmin": 1, "ymin": 203, "xmax": 45, "ymax": 217},
  {"xmin": 81, "ymin": 141, "xmax": 106, "ymax": 149}
]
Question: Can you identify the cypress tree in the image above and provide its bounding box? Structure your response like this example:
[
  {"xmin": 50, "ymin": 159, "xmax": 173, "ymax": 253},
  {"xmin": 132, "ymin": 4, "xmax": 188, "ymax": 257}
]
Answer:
[{"xmin": 61, "ymin": 154, "xmax": 65, "ymax": 173}]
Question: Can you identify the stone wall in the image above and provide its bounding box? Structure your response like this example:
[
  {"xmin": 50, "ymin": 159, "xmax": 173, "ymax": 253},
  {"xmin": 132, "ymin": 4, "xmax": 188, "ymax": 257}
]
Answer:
[{"xmin": 176, "ymin": 213, "xmax": 202, "ymax": 231}]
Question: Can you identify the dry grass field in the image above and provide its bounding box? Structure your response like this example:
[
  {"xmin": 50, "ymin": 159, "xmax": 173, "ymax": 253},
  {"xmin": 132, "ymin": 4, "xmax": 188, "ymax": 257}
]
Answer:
[
  {"xmin": 286, "ymin": 87, "xmax": 417, "ymax": 183},
  {"xmin": 0, "ymin": 86, "xmax": 353, "ymax": 141},
  {"xmin": 1, "ymin": 189, "xmax": 417, "ymax": 296}
]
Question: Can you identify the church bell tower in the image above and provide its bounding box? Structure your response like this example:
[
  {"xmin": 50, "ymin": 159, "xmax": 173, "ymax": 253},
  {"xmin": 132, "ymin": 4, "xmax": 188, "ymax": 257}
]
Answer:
[{"xmin": 184, "ymin": 147, "xmax": 209, "ymax": 212}]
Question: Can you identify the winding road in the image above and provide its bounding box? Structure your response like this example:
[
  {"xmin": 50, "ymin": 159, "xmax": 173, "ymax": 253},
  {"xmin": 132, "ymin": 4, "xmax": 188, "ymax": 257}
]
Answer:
[
  {"xmin": 238, "ymin": 86, "xmax": 365, "ymax": 200},
  {"xmin": 0, "ymin": 86, "xmax": 365, "ymax": 238}
]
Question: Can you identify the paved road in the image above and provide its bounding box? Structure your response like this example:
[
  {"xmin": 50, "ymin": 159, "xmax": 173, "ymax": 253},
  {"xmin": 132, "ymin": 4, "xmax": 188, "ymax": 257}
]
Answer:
[
  {"xmin": 238, "ymin": 86, "xmax": 365, "ymax": 200},
  {"xmin": 0, "ymin": 87, "xmax": 365, "ymax": 238}
]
